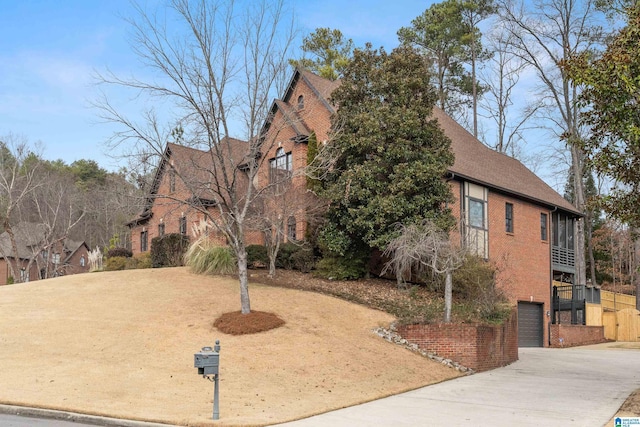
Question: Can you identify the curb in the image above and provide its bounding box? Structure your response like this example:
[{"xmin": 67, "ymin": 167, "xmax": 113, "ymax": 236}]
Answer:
[{"xmin": 0, "ymin": 404, "xmax": 177, "ymax": 427}]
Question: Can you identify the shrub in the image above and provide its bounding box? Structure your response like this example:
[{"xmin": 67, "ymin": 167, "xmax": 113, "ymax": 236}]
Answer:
[
  {"xmin": 246, "ymin": 245, "xmax": 268, "ymax": 268},
  {"xmin": 276, "ymin": 242, "xmax": 298, "ymax": 270},
  {"xmin": 151, "ymin": 233, "xmax": 190, "ymax": 268},
  {"xmin": 184, "ymin": 237, "xmax": 237, "ymax": 275},
  {"xmin": 106, "ymin": 247, "xmax": 132, "ymax": 258},
  {"xmin": 290, "ymin": 246, "xmax": 315, "ymax": 273},
  {"xmin": 453, "ymin": 255, "xmax": 509, "ymax": 323},
  {"xmin": 315, "ymin": 254, "xmax": 367, "ymax": 280},
  {"xmin": 105, "ymin": 256, "xmax": 127, "ymax": 271},
  {"xmin": 134, "ymin": 252, "xmax": 152, "ymax": 269},
  {"xmin": 124, "ymin": 252, "xmax": 152, "ymax": 270}
]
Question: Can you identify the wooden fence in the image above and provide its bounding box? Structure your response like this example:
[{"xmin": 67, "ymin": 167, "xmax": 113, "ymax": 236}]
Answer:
[
  {"xmin": 589, "ymin": 291, "xmax": 639, "ymax": 341},
  {"xmin": 602, "ymin": 309, "xmax": 640, "ymax": 341},
  {"xmin": 601, "ymin": 290, "xmax": 637, "ymax": 311}
]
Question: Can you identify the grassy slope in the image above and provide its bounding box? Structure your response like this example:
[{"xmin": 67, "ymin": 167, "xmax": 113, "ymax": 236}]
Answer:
[{"xmin": 0, "ymin": 268, "xmax": 460, "ymax": 426}]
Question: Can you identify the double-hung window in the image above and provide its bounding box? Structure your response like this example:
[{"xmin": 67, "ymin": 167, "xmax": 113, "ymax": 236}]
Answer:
[
  {"xmin": 141, "ymin": 230, "xmax": 148, "ymax": 252},
  {"xmin": 541, "ymin": 213, "xmax": 548, "ymax": 241},
  {"xmin": 506, "ymin": 203, "xmax": 514, "ymax": 233},
  {"xmin": 179, "ymin": 216, "xmax": 187, "ymax": 235}
]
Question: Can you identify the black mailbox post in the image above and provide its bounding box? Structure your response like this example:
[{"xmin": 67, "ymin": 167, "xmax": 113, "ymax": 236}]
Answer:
[{"xmin": 194, "ymin": 340, "xmax": 220, "ymax": 420}]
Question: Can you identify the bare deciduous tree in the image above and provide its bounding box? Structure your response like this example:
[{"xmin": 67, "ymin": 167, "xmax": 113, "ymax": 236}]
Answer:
[
  {"xmin": 251, "ymin": 177, "xmax": 327, "ymax": 277},
  {"xmin": 22, "ymin": 167, "xmax": 85, "ymax": 279},
  {"xmin": 95, "ymin": 0, "xmax": 296, "ymax": 314},
  {"xmin": 383, "ymin": 220, "xmax": 467, "ymax": 323},
  {"xmin": 498, "ymin": 0, "xmax": 607, "ymax": 287},
  {"xmin": 479, "ymin": 28, "xmax": 538, "ymax": 157},
  {"xmin": 0, "ymin": 135, "xmax": 43, "ymax": 283}
]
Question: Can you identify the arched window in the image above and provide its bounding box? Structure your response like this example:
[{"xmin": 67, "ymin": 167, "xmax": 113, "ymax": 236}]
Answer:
[
  {"xmin": 287, "ymin": 216, "xmax": 297, "ymax": 241},
  {"xmin": 80, "ymin": 255, "xmax": 86, "ymax": 267},
  {"xmin": 297, "ymin": 95, "xmax": 304, "ymax": 110}
]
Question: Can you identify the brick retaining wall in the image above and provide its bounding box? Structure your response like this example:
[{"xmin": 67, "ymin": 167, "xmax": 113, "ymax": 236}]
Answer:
[
  {"xmin": 549, "ymin": 324, "xmax": 606, "ymax": 348},
  {"xmin": 396, "ymin": 309, "xmax": 518, "ymax": 372}
]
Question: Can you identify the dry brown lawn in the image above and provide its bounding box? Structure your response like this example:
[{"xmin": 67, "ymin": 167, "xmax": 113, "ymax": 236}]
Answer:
[{"xmin": 0, "ymin": 267, "xmax": 460, "ymax": 426}]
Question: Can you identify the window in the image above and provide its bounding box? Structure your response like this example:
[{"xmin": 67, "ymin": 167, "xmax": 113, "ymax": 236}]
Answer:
[
  {"xmin": 297, "ymin": 95, "xmax": 304, "ymax": 110},
  {"xmin": 468, "ymin": 199, "xmax": 485, "ymax": 229},
  {"xmin": 158, "ymin": 222, "xmax": 165, "ymax": 237},
  {"xmin": 80, "ymin": 255, "xmax": 86, "ymax": 267},
  {"xmin": 141, "ymin": 230, "xmax": 148, "ymax": 252},
  {"xmin": 552, "ymin": 212, "xmax": 574, "ymax": 249},
  {"xmin": 52, "ymin": 253, "xmax": 60, "ymax": 265},
  {"xmin": 20, "ymin": 268, "xmax": 28, "ymax": 283},
  {"xmin": 541, "ymin": 213, "xmax": 548, "ymax": 241},
  {"xmin": 463, "ymin": 182, "xmax": 488, "ymax": 259},
  {"xmin": 505, "ymin": 203, "xmax": 514, "ymax": 233},
  {"xmin": 179, "ymin": 216, "xmax": 187, "ymax": 235},
  {"xmin": 169, "ymin": 169, "xmax": 176, "ymax": 192},
  {"xmin": 269, "ymin": 148, "xmax": 293, "ymax": 184},
  {"xmin": 287, "ymin": 216, "xmax": 296, "ymax": 241}
]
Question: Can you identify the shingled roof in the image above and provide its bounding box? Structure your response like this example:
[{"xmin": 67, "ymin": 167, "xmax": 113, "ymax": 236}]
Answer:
[
  {"xmin": 293, "ymin": 70, "xmax": 581, "ymax": 216},
  {"xmin": 128, "ymin": 139, "xmax": 251, "ymax": 226},
  {"xmin": 431, "ymin": 108, "xmax": 580, "ymax": 215},
  {"xmin": 0, "ymin": 222, "xmax": 88, "ymax": 261}
]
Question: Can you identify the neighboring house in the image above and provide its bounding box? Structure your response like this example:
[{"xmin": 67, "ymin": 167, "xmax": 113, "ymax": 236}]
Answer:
[
  {"xmin": 0, "ymin": 222, "xmax": 91, "ymax": 285},
  {"xmin": 128, "ymin": 68, "xmax": 583, "ymax": 347},
  {"xmin": 126, "ymin": 139, "xmax": 261, "ymax": 253}
]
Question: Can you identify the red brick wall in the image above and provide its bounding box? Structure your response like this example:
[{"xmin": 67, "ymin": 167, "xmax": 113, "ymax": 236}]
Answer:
[
  {"xmin": 549, "ymin": 324, "xmax": 606, "ymax": 348},
  {"xmin": 450, "ymin": 180, "xmax": 553, "ymax": 346},
  {"xmin": 396, "ymin": 309, "xmax": 519, "ymax": 372},
  {"xmin": 64, "ymin": 245, "xmax": 91, "ymax": 275}
]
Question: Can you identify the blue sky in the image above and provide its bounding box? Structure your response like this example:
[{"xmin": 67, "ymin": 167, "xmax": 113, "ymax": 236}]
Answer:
[{"xmin": 0, "ymin": 0, "xmax": 436, "ymax": 170}]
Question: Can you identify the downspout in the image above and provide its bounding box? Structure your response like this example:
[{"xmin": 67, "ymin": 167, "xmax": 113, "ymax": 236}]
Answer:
[{"xmin": 548, "ymin": 205, "xmax": 558, "ymax": 346}]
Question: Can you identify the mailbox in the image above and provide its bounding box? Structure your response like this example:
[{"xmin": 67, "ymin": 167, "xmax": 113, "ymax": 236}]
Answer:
[{"xmin": 195, "ymin": 346, "xmax": 219, "ymax": 376}]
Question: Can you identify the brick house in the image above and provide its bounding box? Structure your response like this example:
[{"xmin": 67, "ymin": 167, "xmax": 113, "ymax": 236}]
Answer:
[
  {"xmin": 128, "ymin": 68, "xmax": 582, "ymax": 347},
  {"xmin": 0, "ymin": 222, "xmax": 90, "ymax": 285}
]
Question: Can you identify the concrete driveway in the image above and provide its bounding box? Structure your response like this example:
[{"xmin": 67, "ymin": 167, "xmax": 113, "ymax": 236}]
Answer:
[{"xmin": 275, "ymin": 344, "xmax": 640, "ymax": 427}]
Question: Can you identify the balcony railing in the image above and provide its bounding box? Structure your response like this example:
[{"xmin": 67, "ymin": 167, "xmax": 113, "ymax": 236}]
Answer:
[{"xmin": 552, "ymin": 246, "xmax": 575, "ymax": 272}]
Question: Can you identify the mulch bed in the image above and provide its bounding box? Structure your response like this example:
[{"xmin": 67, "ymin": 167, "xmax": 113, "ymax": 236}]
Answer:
[{"xmin": 248, "ymin": 268, "xmax": 442, "ymax": 321}]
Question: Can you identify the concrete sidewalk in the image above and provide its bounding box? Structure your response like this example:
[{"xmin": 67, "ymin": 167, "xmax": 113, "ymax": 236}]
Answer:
[{"xmin": 274, "ymin": 344, "xmax": 640, "ymax": 427}]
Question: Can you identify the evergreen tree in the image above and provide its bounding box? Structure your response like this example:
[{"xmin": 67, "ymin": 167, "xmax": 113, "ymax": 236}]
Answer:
[{"xmin": 319, "ymin": 44, "xmax": 455, "ymax": 277}]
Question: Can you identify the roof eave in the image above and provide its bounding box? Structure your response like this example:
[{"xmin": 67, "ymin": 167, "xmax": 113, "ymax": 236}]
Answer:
[{"xmin": 449, "ymin": 172, "xmax": 583, "ymax": 217}]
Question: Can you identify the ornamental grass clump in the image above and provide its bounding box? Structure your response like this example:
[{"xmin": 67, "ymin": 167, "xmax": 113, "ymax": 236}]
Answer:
[{"xmin": 184, "ymin": 236, "xmax": 237, "ymax": 275}]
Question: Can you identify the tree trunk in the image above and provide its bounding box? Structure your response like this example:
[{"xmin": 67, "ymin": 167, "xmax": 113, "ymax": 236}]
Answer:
[
  {"xmin": 237, "ymin": 245, "xmax": 251, "ymax": 314},
  {"xmin": 586, "ymin": 209, "xmax": 597, "ymax": 287},
  {"xmin": 3, "ymin": 221, "xmax": 19, "ymax": 283},
  {"xmin": 571, "ymin": 146, "xmax": 587, "ymax": 288},
  {"xmin": 268, "ymin": 256, "xmax": 276, "ymax": 278},
  {"xmin": 472, "ymin": 36, "xmax": 478, "ymax": 138},
  {"xmin": 444, "ymin": 270, "xmax": 453, "ymax": 323}
]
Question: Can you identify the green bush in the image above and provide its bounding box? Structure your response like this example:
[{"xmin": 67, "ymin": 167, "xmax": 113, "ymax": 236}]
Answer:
[
  {"xmin": 134, "ymin": 252, "xmax": 152, "ymax": 269},
  {"xmin": 291, "ymin": 246, "xmax": 315, "ymax": 273},
  {"xmin": 184, "ymin": 238, "xmax": 237, "ymax": 275},
  {"xmin": 453, "ymin": 255, "xmax": 510, "ymax": 323},
  {"xmin": 314, "ymin": 254, "xmax": 367, "ymax": 280},
  {"xmin": 106, "ymin": 256, "xmax": 127, "ymax": 271},
  {"xmin": 124, "ymin": 252, "xmax": 152, "ymax": 270},
  {"xmin": 106, "ymin": 247, "xmax": 132, "ymax": 258},
  {"xmin": 246, "ymin": 244, "xmax": 268, "ymax": 268},
  {"xmin": 151, "ymin": 233, "xmax": 190, "ymax": 268},
  {"xmin": 276, "ymin": 242, "xmax": 298, "ymax": 270}
]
